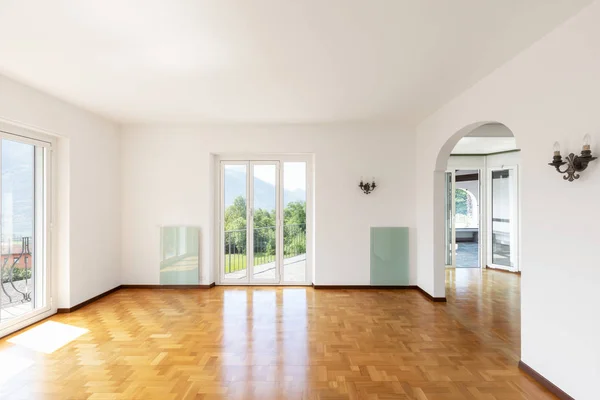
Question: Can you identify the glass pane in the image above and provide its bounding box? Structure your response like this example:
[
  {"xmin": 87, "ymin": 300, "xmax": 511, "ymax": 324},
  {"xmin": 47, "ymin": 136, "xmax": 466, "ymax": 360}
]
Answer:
[
  {"xmin": 223, "ymin": 164, "xmax": 248, "ymax": 280},
  {"xmin": 253, "ymin": 164, "xmax": 277, "ymax": 281},
  {"xmin": 455, "ymin": 171, "xmax": 480, "ymax": 268},
  {"xmin": 1, "ymin": 139, "xmax": 36, "ymax": 324},
  {"xmin": 160, "ymin": 227, "xmax": 199, "ymax": 284},
  {"xmin": 283, "ymin": 162, "xmax": 306, "ymax": 282},
  {"xmin": 492, "ymin": 169, "xmax": 513, "ymax": 267},
  {"xmin": 444, "ymin": 172, "xmax": 453, "ymax": 266}
]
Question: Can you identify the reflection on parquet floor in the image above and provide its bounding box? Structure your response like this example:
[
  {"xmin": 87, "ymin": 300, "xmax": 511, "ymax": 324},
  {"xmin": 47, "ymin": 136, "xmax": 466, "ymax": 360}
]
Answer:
[{"xmin": 0, "ymin": 269, "xmax": 556, "ymax": 399}]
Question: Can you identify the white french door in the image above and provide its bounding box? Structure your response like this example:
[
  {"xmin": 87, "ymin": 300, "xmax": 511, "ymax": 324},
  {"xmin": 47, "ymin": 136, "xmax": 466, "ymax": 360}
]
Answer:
[
  {"xmin": 219, "ymin": 158, "xmax": 311, "ymax": 285},
  {"xmin": 0, "ymin": 128, "xmax": 53, "ymax": 338}
]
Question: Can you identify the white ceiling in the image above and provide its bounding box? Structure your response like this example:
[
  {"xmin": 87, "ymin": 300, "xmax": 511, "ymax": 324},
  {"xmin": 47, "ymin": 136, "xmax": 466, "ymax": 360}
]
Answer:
[
  {"xmin": 0, "ymin": 0, "xmax": 592, "ymax": 125},
  {"xmin": 466, "ymin": 123, "xmax": 514, "ymax": 138}
]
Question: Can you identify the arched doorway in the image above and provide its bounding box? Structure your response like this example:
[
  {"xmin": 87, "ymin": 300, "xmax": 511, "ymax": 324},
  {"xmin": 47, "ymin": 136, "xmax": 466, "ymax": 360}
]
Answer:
[{"xmin": 432, "ymin": 122, "xmax": 519, "ymax": 296}]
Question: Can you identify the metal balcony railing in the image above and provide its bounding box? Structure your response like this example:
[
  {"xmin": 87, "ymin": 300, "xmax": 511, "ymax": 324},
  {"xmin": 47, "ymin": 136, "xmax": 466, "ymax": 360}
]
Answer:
[
  {"xmin": 224, "ymin": 224, "xmax": 306, "ymax": 273},
  {"xmin": 1, "ymin": 236, "xmax": 32, "ymax": 304}
]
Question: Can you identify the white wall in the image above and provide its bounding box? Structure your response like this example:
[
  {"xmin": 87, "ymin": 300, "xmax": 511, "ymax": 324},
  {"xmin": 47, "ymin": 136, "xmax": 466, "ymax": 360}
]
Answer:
[
  {"xmin": 0, "ymin": 74, "xmax": 121, "ymax": 308},
  {"xmin": 487, "ymin": 151, "xmax": 521, "ymax": 168},
  {"xmin": 120, "ymin": 124, "xmax": 415, "ymax": 286},
  {"xmin": 466, "ymin": 123, "xmax": 514, "ymax": 138},
  {"xmin": 447, "ymin": 156, "xmax": 485, "ymax": 170},
  {"xmin": 415, "ymin": 1, "xmax": 600, "ymax": 398}
]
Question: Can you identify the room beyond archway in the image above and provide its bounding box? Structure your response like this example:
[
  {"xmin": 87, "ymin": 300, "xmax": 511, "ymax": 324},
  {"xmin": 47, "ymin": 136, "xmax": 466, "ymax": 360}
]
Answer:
[
  {"xmin": 443, "ymin": 123, "xmax": 520, "ymax": 273},
  {"xmin": 433, "ymin": 122, "xmax": 521, "ymax": 293}
]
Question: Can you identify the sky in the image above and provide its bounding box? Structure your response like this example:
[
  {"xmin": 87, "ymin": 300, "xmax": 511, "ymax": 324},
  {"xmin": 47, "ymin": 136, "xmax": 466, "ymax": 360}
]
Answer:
[
  {"xmin": 228, "ymin": 162, "xmax": 306, "ymax": 191},
  {"xmin": 224, "ymin": 162, "xmax": 306, "ymax": 210},
  {"xmin": 2, "ymin": 139, "xmax": 34, "ymax": 239}
]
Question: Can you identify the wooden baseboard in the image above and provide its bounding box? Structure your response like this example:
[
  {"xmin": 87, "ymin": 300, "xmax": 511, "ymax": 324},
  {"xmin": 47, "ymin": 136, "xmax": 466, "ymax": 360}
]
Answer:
[
  {"xmin": 312, "ymin": 285, "xmax": 418, "ymax": 290},
  {"xmin": 55, "ymin": 282, "xmax": 447, "ymax": 313},
  {"xmin": 120, "ymin": 283, "xmax": 215, "ymax": 289},
  {"xmin": 518, "ymin": 361, "xmax": 574, "ymax": 400},
  {"xmin": 311, "ymin": 284, "xmax": 447, "ymax": 303},
  {"xmin": 486, "ymin": 265, "xmax": 521, "ymax": 274},
  {"xmin": 57, "ymin": 285, "xmax": 121, "ymax": 313},
  {"xmin": 415, "ymin": 286, "xmax": 447, "ymax": 302},
  {"xmin": 56, "ymin": 283, "xmax": 216, "ymax": 313}
]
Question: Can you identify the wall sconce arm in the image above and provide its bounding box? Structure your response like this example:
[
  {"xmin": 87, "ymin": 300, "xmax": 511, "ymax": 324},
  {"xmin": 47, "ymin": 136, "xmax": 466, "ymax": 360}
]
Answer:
[{"xmin": 549, "ymin": 152, "xmax": 597, "ymax": 182}]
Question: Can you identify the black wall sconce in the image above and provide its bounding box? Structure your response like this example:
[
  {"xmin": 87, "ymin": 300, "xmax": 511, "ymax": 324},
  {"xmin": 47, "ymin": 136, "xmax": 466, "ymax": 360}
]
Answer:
[
  {"xmin": 549, "ymin": 134, "xmax": 597, "ymax": 182},
  {"xmin": 359, "ymin": 177, "xmax": 377, "ymax": 194}
]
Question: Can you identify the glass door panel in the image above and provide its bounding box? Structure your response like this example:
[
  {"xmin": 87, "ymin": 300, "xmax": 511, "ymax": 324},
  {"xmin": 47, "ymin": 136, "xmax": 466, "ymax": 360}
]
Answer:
[
  {"xmin": 222, "ymin": 163, "xmax": 248, "ymax": 281},
  {"xmin": 444, "ymin": 172, "xmax": 453, "ymax": 267},
  {"xmin": 490, "ymin": 168, "xmax": 518, "ymax": 270},
  {"xmin": 282, "ymin": 162, "xmax": 307, "ymax": 282},
  {"xmin": 1, "ymin": 139, "xmax": 46, "ymax": 326},
  {"xmin": 251, "ymin": 163, "xmax": 279, "ymax": 282},
  {"xmin": 454, "ymin": 170, "xmax": 481, "ymax": 268}
]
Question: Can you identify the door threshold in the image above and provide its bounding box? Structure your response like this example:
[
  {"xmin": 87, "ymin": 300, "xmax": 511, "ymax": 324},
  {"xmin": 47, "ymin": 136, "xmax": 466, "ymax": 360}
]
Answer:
[{"xmin": 486, "ymin": 265, "xmax": 521, "ymax": 274}]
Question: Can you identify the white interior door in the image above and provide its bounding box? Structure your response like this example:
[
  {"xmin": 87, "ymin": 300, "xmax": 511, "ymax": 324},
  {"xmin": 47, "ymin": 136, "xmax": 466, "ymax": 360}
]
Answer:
[{"xmin": 487, "ymin": 166, "xmax": 519, "ymax": 271}]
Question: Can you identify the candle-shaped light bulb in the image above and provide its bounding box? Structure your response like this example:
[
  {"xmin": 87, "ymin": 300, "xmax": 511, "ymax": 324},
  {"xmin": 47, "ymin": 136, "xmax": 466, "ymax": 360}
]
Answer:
[
  {"xmin": 553, "ymin": 141, "xmax": 561, "ymax": 156},
  {"xmin": 360, "ymin": 176, "xmax": 364, "ymax": 183},
  {"xmin": 583, "ymin": 134, "xmax": 591, "ymax": 151}
]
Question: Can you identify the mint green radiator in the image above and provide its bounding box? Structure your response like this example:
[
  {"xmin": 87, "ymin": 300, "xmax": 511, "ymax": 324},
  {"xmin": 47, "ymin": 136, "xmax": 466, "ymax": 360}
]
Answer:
[
  {"xmin": 160, "ymin": 226, "xmax": 200, "ymax": 285},
  {"xmin": 370, "ymin": 227, "xmax": 409, "ymax": 285}
]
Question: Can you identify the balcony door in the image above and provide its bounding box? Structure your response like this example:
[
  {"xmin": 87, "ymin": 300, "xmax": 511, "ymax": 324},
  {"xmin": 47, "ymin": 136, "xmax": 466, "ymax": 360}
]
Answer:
[
  {"xmin": 0, "ymin": 130, "xmax": 52, "ymax": 338},
  {"xmin": 219, "ymin": 158, "xmax": 310, "ymax": 285}
]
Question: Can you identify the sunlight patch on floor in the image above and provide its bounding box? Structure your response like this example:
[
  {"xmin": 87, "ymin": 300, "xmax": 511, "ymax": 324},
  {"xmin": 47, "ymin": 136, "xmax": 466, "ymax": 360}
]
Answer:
[
  {"xmin": 0, "ymin": 354, "xmax": 33, "ymax": 385},
  {"xmin": 8, "ymin": 321, "xmax": 89, "ymax": 354}
]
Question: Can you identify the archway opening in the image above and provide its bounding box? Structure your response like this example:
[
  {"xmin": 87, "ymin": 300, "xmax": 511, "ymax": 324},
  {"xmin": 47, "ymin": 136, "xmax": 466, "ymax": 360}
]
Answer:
[
  {"xmin": 431, "ymin": 120, "xmax": 524, "ymax": 371},
  {"xmin": 433, "ymin": 121, "xmax": 519, "ymax": 293}
]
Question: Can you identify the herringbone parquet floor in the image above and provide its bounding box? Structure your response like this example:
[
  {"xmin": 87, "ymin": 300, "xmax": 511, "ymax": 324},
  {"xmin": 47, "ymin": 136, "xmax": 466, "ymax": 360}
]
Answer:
[{"xmin": 0, "ymin": 269, "xmax": 556, "ymax": 399}]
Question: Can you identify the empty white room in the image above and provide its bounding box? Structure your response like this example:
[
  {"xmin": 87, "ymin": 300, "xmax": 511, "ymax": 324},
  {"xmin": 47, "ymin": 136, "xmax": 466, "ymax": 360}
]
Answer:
[{"xmin": 0, "ymin": 1, "xmax": 598, "ymax": 399}]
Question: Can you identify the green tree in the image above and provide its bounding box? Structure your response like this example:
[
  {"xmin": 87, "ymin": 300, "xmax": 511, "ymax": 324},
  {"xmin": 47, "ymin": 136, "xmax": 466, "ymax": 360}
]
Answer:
[
  {"xmin": 253, "ymin": 208, "xmax": 276, "ymax": 256},
  {"xmin": 224, "ymin": 196, "xmax": 247, "ymax": 253},
  {"xmin": 225, "ymin": 196, "xmax": 247, "ymax": 230},
  {"xmin": 284, "ymin": 202, "xmax": 306, "ymax": 226},
  {"xmin": 283, "ymin": 201, "xmax": 306, "ymax": 257},
  {"xmin": 224, "ymin": 197, "xmax": 308, "ymax": 262}
]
